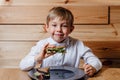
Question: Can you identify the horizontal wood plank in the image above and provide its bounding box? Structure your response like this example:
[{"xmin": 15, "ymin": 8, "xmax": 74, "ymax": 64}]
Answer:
[
  {"xmin": 0, "ymin": 0, "xmax": 120, "ymax": 6},
  {"xmin": 0, "ymin": 25, "xmax": 48, "ymax": 41},
  {"xmin": 0, "ymin": 41, "xmax": 118, "ymax": 59},
  {"xmin": 0, "ymin": 24, "xmax": 119, "ymax": 41},
  {"xmin": 70, "ymin": 24, "xmax": 119, "ymax": 41},
  {"xmin": 0, "ymin": 41, "xmax": 120, "ymax": 68},
  {"xmin": 110, "ymin": 6, "xmax": 120, "ymax": 24},
  {"xmin": 0, "ymin": 59, "xmax": 20, "ymax": 68},
  {"xmin": 0, "ymin": 42, "xmax": 35, "ymax": 68},
  {"xmin": 0, "ymin": 42, "xmax": 35, "ymax": 59},
  {"xmin": 84, "ymin": 41, "xmax": 120, "ymax": 59},
  {"xmin": 0, "ymin": 6, "xmax": 108, "ymax": 24}
]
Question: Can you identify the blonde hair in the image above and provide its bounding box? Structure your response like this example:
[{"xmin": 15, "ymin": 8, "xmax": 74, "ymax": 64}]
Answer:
[{"xmin": 46, "ymin": 7, "xmax": 74, "ymax": 26}]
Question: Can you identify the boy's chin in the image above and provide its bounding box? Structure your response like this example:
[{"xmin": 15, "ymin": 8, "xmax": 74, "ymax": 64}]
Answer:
[{"xmin": 53, "ymin": 38, "xmax": 65, "ymax": 43}]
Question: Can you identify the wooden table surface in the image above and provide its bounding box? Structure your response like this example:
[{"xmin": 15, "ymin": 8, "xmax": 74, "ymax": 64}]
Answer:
[
  {"xmin": 88, "ymin": 68, "xmax": 120, "ymax": 80},
  {"xmin": 0, "ymin": 68, "xmax": 119, "ymax": 80},
  {"xmin": 0, "ymin": 68, "xmax": 31, "ymax": 80}
]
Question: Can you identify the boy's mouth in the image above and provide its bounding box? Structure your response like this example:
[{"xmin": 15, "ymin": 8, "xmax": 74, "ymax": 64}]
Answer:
[{"xmin": 55, "ymin": 34, "xmax": 64, "ymax": 36}]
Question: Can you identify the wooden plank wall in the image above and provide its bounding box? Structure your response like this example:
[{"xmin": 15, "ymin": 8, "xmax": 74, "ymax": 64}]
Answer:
[{"xmin": 0, "ymin": 0, "xmax": 120, "ymax": 68}]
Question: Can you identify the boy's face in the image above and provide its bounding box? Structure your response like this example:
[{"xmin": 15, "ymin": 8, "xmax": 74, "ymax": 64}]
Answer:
[{"xmin": 45, "ymin": 17, "xmax": 74, "ymax": 43}]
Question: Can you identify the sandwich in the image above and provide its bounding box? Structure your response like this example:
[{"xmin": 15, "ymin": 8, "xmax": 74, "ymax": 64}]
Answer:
[
  {"xmin": 37, "ymin": 67, "xmax": 49, "ymax": 74},
  {"xmin": 46, "ymin": 46, "xmax": 66, "ymax": 54},
  {"xmin": 34, "ymin": 67, "xmax": 50, "ymax": 79}
]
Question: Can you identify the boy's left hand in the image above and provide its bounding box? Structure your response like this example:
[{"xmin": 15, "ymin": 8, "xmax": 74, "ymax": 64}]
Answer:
[{"xmin": 83, "ymin": 63, "xmax": 96, "ymax": 76}]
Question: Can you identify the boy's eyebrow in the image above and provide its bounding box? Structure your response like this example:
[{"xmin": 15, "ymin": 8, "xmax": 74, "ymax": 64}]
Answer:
[{"xmin": 51, "ymin": 22, "xmax": 57, "ymax": 24}]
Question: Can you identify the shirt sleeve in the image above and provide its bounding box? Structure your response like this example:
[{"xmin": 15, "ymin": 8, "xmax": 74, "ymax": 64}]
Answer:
[
  {"xmin": 19, "ymin": 41, "xmax": 43, "ymax": 71},
  {"xmin": 81, "ymin": 43, "xmax": 102, "ymax": 72}
]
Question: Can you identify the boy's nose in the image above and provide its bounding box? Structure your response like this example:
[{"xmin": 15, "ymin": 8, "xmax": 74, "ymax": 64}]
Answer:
[{"xmin": 56, "ymin": 26, "xmax": 62, "ymax": 31}]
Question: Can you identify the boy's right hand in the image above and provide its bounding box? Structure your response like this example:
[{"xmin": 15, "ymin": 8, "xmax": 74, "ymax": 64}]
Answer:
[{"xmin": 34, "ymin": 43, "xmax": 55, "ymax": 63}]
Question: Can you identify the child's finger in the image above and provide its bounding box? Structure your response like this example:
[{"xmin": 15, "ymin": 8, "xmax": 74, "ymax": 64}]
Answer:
[
  {"xmin": 83, "ymin": 63, "xmax": 90, "ymax": 70},
  {"xmin": 86, "ymin": 66, "xmax": 92, "ymax": 71},
  {"xmin": 83, "ymin": 64, "xmax": 93, "ymax": 74},
  {"xmin": 83, "ymin": 63, "xmax": 88, "ymax": 68},
  {"xmin": 43, "ymin": 43, "xmax": 49, "ymax": 49},
  {"xmin": 85, "ymin": 66, "xmax": 96, "ymax": 76},
  {"xmin": 39, "ymin": 43, "xmax": 49, "ymax": 57},
  {"xmin": 85, "ymin": 68, "xmax": 92, "ymax": 75},
  {"xmin": 41, "ymin": 43, "xmax": 49, "ymax": 53},
  {"xmin": 86, "ymin": 70, "xmax": 93, "ymax": 76}
]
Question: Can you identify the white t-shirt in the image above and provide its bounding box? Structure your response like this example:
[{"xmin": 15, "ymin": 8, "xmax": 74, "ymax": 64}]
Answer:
[{"xmin": 19, "ymin": 37, "xmax": 102, "ymax": 71}]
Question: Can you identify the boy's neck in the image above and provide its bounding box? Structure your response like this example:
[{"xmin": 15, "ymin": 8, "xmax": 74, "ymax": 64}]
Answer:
[{"xmin": 50, "ymin": 36, "xmax": 69, "ymax": 43}]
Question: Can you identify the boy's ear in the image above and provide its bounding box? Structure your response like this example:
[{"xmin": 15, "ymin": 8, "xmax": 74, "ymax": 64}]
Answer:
[
  {"xmin": 70, "ymin": 26, "xmax": 74, "ymax": 33},
  {"xmin": 43, "ymin": 24, "xmax": 49, "ymax": 32}
]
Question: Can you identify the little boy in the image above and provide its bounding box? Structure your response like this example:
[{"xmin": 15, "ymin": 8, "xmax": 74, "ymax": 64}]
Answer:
[{"xmin": 20, "ymin": 6, "xmax": 102, "ymax": 77}]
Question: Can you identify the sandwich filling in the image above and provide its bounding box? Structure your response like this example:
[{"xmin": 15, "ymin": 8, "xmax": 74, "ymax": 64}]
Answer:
[{"xmin": 46, "ymin": 46, "xmax": 66, "ymax": 54}]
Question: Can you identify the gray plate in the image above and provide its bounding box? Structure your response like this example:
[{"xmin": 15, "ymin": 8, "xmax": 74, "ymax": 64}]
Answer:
[{"xmin": 28, "ymin": 66, "xmax": 85, "ymax": 80}]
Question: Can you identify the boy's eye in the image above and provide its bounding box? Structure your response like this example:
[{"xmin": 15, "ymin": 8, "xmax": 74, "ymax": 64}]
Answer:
[
  {"xmin": 63, "ymin": 25, "xmax": 68, "ymax": 27},
  {"xmin": 52, "ymin": 24, "xmax": 57, "ymax": 27}
]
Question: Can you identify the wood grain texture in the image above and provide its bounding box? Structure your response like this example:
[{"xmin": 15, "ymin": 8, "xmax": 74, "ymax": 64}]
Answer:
[
  {"xmin": 0, "ymin": 42, "xmax": 35, "ymax": 68},
  {"xmin": 0, "ymin": 6, "xmax": 108, "ymax": 24},
  {"xmin": 110, "ymin": 6, "xmax": 120, "ymax": 24},
  {"xmin": 0, "ymin": 24, "xmax": 119, "ymax": 41},
  {"xmin": 0, "ymin": 24, "xmax": 120, "ymax": 68},
  {"xmin": 107, "ymin": 0, "xmax": 120, "ymax": 6},
  {"xmin": 0, "ymin": 1, "xmax": 120, "ymax": 68},
  {"xmin": 0, "ymin": 41, "xmax": 120, "ymax": 68},
  {"xmin": 0, "ymin": 68, "xmax": 31, "ymax": 80},
  {"xmin": 0, "ymin": 25, "xmax": 48, "ymax": 40},
  {"xmin": 0, "ymin": 41, "xmax": 35, "ymax": 59},
  {"xmin": 0, "ymin": 41, "xmax": 119, "ymax": 59},
  {"xmin": 0, "ymin": 59, "xmax": 20, "ymax": 68},
  {"xmin": 0, "ymin": 0, "xmax": 120, "ymax": 6},
  {"xmin": 84, "ymin": 41, "xmax": 120, "ymax": 59},
  {"xmin": 70, "ymin": 24, "xmax": 119, "ymax": 41},
  {"xmin": 88, "ymin": 68, "xmax": 120, "ymax": 80}
]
